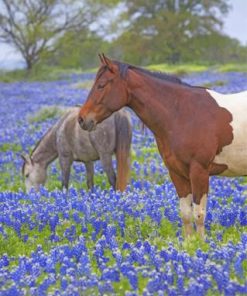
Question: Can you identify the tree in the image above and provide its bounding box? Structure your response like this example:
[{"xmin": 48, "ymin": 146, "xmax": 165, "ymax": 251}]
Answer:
[
  {"xmin": 190, "ymin": 33, "xmax": 247, "ymax": 64},
  {"xmin": 114, "ymin": 0, "xmax": 231, "ymax": 64},
  {"xmin": 50, "ymin": 29, "xmax": 111, "ymax": 69},
  {"xmin": 0, "ymin": 0, "xmax": 115, "ymax": 70}
]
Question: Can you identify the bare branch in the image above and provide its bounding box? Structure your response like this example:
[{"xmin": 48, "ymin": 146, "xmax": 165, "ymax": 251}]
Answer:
[{"xmin": 0, "ymin": 0, "xmax": 107, "ymax": 69}]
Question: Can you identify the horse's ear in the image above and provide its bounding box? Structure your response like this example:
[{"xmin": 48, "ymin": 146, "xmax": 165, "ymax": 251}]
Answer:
[
  {"xmin": 21, "ymin": 154, "xmax": 28, "ymax": 162},
  {"xmin": 102, "ymin": 53, "xmax": 115, "ymax": 73},
  {"xmin": 98, "ymin": 53, "xmax": 104, "ymax": 64},
  {"xmin": 21, "ymin": 154, "xmax": 33, "ymax": 165}
]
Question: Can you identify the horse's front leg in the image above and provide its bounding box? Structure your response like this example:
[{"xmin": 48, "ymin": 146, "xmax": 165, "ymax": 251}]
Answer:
[
  {"xmin": 156, "ymin": 137, "xmax": 194, "ymax": 237},
  {"xmin": 189, "ymin": 161, "xmax": 209, "ymax": 239},
  {"xmin": 99, "ymin": 153, "xmax": 116, "ymax": 189},
  {"xmin": 58, "ymin": 154, "xmax": 72, "ymax": 190},
  {"xmin": 169, "ymin": 170, "xmax": 193, "ymax": 237},
  {"xmin": 85, "ymin": 161, "xmax": 94, "ymax": 190}
]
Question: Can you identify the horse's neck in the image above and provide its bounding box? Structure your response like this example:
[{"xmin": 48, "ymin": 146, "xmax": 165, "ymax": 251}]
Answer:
[
  {"xmin": 127, "ymin": 71, "xmax": 177, "ymax": 135},
  {"xmin": 31, "ymin": 127, "xmax": 58, "ymax": 167}
]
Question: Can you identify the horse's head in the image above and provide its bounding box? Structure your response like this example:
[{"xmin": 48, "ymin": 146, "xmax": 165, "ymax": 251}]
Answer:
[
  {"xmin": 78, "ymin": 54, "xmax": 129, "ymax": 131},
  {"xmin": 21, "ymin": 154, "xmax": 47, "ymax": 192}
]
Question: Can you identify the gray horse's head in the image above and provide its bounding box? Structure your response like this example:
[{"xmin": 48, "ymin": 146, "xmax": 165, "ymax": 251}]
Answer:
[{"xmin": 21, "ymin": 154, "xmax": 47, "ymax": 192}]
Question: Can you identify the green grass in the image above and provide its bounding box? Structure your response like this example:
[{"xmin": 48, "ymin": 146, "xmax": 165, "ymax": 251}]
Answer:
[
  {"xmin": 217, "ymin": 63, "xmax": 247, "ymax": 72},
  {"xmin": 72, "ymin": 80, "xmax": 94, "ymax": 89},
  {"xmin": 148, "ymin": 62, "xmax": 247, "ymax": 74},
  {"xmin": 0, "ymin": 143, "xmax": 22, "ymax": 152},
  {"xmin": 0, "ymin": 175, "xmax": 246, "ymax": 294},
  {"xmin": 0, "ymin": 207, "xmax": 244, "ymax": 267},
  {"xmin": 0, "ymin": 168, "xmax": 25, "ymax": 192},
  {"xmin": 28, "ymin": 105, "xmax": 68, "ymax": 123},
  {"xmin": 0, "ymin": 66, "xmax": 85, "ymax": 82},
  {"xmin": 1, "ymin": 62, "xmax": 246, "ymax": 83},
  {"xmin": 147, "ymin": 63, "xmax": 210, "ymax": 75},
  {"xmin": 202, "ymin": 80, "xmax": 227, "ymax": 88}
]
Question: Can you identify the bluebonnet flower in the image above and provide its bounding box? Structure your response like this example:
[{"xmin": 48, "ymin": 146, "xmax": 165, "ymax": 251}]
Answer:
[
  {"xmin": 2, "ymin": 284, "xmax": 23, "ymax": 296},
  {"xmin": 49, "ymin": 214, "xmax": 59, "ymax": 232},
  {"xmin": 0, "ymin": 254, "xmax": 9, "ymax": 267},
  {"xmin": 64, "ymin": 225, "xmax": 76, "ymax": 242},
  {"xmin": 1, "ymin": 73, "xmax": 247, "ymax": 294},
  {"xmin": 98, "ymin": 280, "xmax": 114, "ymax": 294}
]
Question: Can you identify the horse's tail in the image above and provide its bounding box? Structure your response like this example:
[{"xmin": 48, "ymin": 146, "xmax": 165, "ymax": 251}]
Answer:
[{"xmin": 115, "ymin": 109, "xmax": 132, "ymax": 192}]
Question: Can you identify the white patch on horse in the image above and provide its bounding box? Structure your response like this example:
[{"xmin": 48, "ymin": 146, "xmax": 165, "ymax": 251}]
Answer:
[
  {"xmin": 179, "ymin": 194, "xmax": 193, "ymax": 220},
  {"xmin": 207, "ymin": 89, "xmax": 247, "ymax": 176},
  {"xmin": 193, "ymin": 194, "xmax": 207, "ymax": 238},
  {"xmin": 193, "ymin": 194, "xmax": 207, "ymax": 220},
  {"xmin": 179, "ymin": 194, "xmax": 193, "ymax": 236}
]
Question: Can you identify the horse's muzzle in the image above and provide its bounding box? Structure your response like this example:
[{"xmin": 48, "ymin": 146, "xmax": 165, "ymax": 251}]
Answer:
[{"xmin": 78, "ymin": 116, "xmax": 96, "ymax": 131}]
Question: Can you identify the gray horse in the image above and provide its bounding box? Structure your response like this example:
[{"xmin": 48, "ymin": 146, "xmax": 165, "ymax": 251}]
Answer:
[{"xmin": 22, "ymin": 107, "xmax": 132, "ymax": 192}]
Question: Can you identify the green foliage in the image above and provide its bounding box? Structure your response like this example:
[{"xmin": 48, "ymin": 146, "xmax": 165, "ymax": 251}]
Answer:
[
  {"xmin": 0, "ymin": 167, "xmax": 25, "ymax": 192},
  {"xmin": 1, "ymin": 0, "xmax": 247, "ymax": 72},
  {"xmin": 0, "ymin": 206, "xmax": 244, "ymax": 267},
  {"xmin": 50, "ymin": 30, "xmax": 111, "ymax": 69},
  {"xmin": 0, "ymin": 138, "xmax": 246, "ymax": 292},
  {"xmin": 0, "ymin": 143, "xmax": 22, "ymax": 152},
  {"xmin": 202, "ymin": 80, "xmax": 227, "ymax": 88},
  {"xmin": 0, "ymin": 66, "xmax": 85, "ymax": 82},
  {"xmin": 73, "ymin": 80, "xmax": 94, "ymax": 90},
  {"xmin": 0, "ymin": 0, "xmax": 118, "ymax": 70},
  {"xmin": 1, "ymin": 61, "xmax": 247, "ymax": 83},
  {"xmin": 217, "ymin": 63, "xmax": 247, "ymax": 72},
  {"xmin": 0, "ymin": 69, "xmax": 30, "ymax": 83},
  {"xmin": 147, "ymin": 63, "xmax": 210, "ymax": 75},
  {"xmin": 180, "ymin": 235, "xmax": 209, "ymax": 255},
  {"xmin": 121, "ymin": 215, "xmax": 177, "ymax": 245},
  {"xmin": 28, "ymin": 106, "xmax": 67, "ymax": 123},
  {"xmin": 187, "ymin": 33, "xmax": 247, "ymax": 64},
  {"xmin": 113, "ymin": 277, "xmax": 131, "ymax": 295},
  {"xmin": 111, "ymin": 0, "xmax": 238, "ymax": 65}
]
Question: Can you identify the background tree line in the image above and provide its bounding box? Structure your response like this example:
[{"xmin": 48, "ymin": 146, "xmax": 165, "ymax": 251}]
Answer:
[{"xmin": 0, "ymin": 0, "xmax": 246, "ymax": 71}]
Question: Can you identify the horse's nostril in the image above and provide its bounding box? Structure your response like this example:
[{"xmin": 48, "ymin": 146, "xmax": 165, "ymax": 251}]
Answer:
[{"xmin": 78, "ymin": 117, "xmax": 84, "ymax": 126}]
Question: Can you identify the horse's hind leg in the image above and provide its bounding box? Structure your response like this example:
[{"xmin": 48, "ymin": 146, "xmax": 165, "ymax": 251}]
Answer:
[
  {"xmin": 189, "ymin": 161, "xmax": 209, "ymax": 239},
  {"xmin": 58, "ymin": 154, "xmax": 72, "ymax": 190},
  {"xmin": 85, "ymin": 162, "xmax": 94, "ymax": 190},
  {"xmin": 169, "ymin": 170, "xmax": 193, "ymax": 237},
  {"xmin": 100, "ymin": 153, "xmax": 116, "ymax": 189}
]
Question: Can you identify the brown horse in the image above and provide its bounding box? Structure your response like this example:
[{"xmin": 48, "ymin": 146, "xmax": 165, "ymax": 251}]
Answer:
[{"xmin": 78, "ymin": 54, "xmax": 247, "ymax": 238}]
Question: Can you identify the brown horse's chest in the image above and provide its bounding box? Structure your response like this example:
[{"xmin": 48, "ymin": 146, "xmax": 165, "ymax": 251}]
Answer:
[{"xmin": 156, "ymin": 136, "xmax": 191, "ymax": 178}]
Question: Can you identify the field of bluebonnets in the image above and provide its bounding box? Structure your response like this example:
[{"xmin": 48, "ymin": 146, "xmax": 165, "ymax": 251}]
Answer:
[{"xmin": 0, "ymin": 70, "xmax": 247, "ymax": 295}]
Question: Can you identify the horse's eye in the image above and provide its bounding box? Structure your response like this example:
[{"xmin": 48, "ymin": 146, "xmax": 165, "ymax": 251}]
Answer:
[
  {"xmin": 25, "ymin": 174, "xmax": 29, "ymax": 178},
  {"xmin": 97, "ymin": 83, "xmax": 105, "ymax": 90},
  {"xmin": 97, "ymin": 79, "xmax": 108, "ymax": 90}
]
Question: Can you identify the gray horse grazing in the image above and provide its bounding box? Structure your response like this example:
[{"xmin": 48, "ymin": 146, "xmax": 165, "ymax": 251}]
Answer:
[{"xmin": 22, "ymin": 107, "xmax": 132, "ymax": 192}]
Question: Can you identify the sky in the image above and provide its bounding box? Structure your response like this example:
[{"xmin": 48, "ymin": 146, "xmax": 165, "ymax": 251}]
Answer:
[
  {"xmin": 0, "ymin": 0, "xmax": 246, "ymax": 70},
  {"xmin": 223, "ymin": 0, "xmax": 247, "ymax": 46}
]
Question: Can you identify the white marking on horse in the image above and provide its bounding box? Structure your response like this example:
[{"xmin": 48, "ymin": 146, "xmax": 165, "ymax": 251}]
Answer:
[
  {"xmin": 207, "ymin": 89, "xmax": 247, "ymax": 176},
  {"xmin": 193, "ymin": 194, "xmax": 207, "ymax": 238},
  {"xmin": 179, "ymin": 194, "xmax": 193, "ymax": 236}
]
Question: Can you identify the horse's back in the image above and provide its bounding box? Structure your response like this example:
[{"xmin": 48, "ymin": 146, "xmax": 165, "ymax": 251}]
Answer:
[
  {"xmin": 56, "ymin": 107, "xmax": 131, "ymax": 161},
  {"xmin": 88, "ymin": 112, "xmax": 117, "ymax": 155},
  {"xmin": 208, "ymin": 89, "xmax": 247, "ymax": 111},
  {"xmin": 88, "ymin": 108, "xmax": 132, "ymax": 157},
  {"xmin": 56, "ymin": 107, "xmax": 99, "ymax": 161}
]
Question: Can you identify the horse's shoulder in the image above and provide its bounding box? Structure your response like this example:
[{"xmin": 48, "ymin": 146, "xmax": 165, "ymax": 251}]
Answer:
[{"xmin": 55, "ymin": 108, "xmax": 81, "ymax": 143}]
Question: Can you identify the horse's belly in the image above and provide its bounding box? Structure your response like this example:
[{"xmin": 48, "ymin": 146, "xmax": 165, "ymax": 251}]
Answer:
[
  {"xmin": 72, "ymin": 136, "xmax": 99, "ymax": 161},
  {"xmin": 73, "ymin": 146, "xmax": 99, "ymax": 162},
  {"xmin": 213, "ymin": 141, "xmax": 247, "ymax": 176},
  {"xmin": 73, "ymin": 151, "xmax": 99, "ymax": 162}
]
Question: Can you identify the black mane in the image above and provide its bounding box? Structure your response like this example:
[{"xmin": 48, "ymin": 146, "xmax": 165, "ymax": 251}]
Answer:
[{"xmin": 114, "ymin": 61, "xmax": 191, "ymax": 87}]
